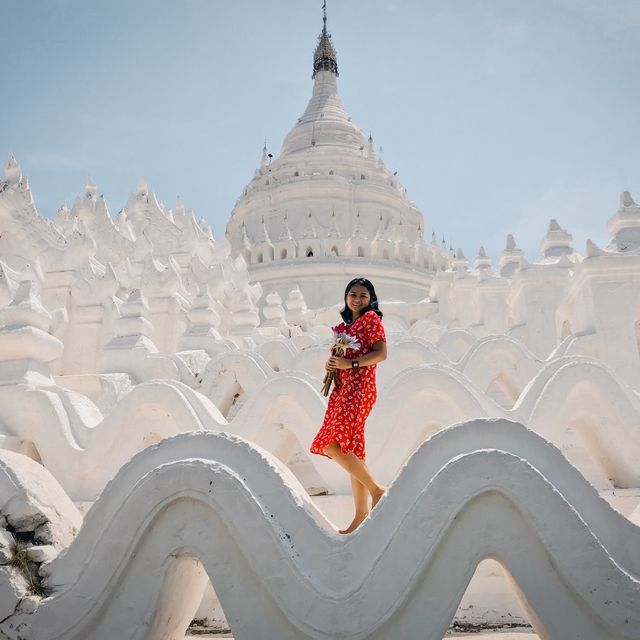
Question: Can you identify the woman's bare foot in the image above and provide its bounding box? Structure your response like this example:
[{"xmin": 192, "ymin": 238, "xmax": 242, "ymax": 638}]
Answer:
[
  {"xmin": 370, "ymin": 486, "xmax": 386, "ymax": 509},
  {"xmin": 339, "ymin": 511, "xmax": 369, "ymax": 534}
]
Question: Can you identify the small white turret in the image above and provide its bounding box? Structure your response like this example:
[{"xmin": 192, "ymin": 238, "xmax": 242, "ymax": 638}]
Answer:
[
  {"xmin": 136, "ymin": 179, "xmax": 149, "ymax": 197},
  {"xmin": 260, "ymin": 291, "xmax": 289, "ymax": 336},
  {"xmin": 179, "ymin": 287, "xmax": 223, "ymax": 354},
  {"xmin": 0, "ymin": 281, "xmax": 63, "ymax": 383},
  {"xmin": 85, "ymin": 177, "xmax": 97, "ymax": 200},
  {"xmin": 607, "ymin": 191, "xmax": 640, "ymax": 252},
  {"xmin": 499, "ymin": 234, "xmax": 524, "ymax": 277},
  {"xmin": 110, "ymin": 289, "xmax": 155, "ymax": 347},
  {"xmin": 474, "ymin": 246, "xmax": 493, "ymax": 270},
  {"xmin": 4, "ymin": 152, "xmax": 22, "ymax": 186},
  {"xmin": 228, "ymin": 289, "xmax": 261, "ymax": 338},
  {"xmin": 452, "ymin": 248, "xmax": 469, "ymax": 272},
  {"xmin": 285, "ymin": 287, "xmax": 308, "ymax": 326},
  {"xmin": 540, "ymin": 219, "xmax": 573, "ymax": 258},
  {"xmin": 53, "ymin": 203, "xmax": 75, "ymax": 236}
]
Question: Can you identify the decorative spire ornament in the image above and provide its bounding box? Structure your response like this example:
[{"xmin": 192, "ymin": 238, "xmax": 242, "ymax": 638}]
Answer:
[
  {"xmin": 241, "ymin": 220, "xmax": 252, "ymax": 252},
  {"xmin": 327, "ymin": 209, "xmax": 341, "ymax": 238},
  {"xmin": 313, "ymin": 1, "xmax": 338, "ymax": 78},
  {"xmin": 302, "ymin": 209, "xmax": 318, "ymax": 239},
  {"xmin": 374, "ymin": 214, "xmax": 386, "ymax": 241},
  {"xmin": 257, "ymin": 216, "xmax": 273, "ymax": 245},
  {"xmin": 280, "ymin": 211, "xmax": 294, "ymax": 241}
]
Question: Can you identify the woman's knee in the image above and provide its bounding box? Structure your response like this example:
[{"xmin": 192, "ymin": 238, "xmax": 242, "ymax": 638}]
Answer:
[{"xmin": 324, "ymin": 441, "xmax": 340, "ymax": 455}]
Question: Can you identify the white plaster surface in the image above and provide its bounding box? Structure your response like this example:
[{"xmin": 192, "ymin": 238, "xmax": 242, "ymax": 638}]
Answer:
[
  {"xmin": 2, "ymin": 165, "xmax": 640, "ymax": 631},
  {"xmin": 0, "ymin": 420, "xmax": 638, "ymax": 639}
]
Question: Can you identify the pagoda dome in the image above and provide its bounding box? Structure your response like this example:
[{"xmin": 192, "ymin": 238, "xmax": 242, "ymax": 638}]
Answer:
[
  {"xmin": 225, "ymin": 7, "xmax": 449, "ymax": 307},
  {"xmin": 279, "ymin": 70, "xmax": 368, "ymax": 158}
]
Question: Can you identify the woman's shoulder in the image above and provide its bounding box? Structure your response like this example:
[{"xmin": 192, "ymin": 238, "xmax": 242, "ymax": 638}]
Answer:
[
  {"xmin": 363, "ymin": 309, "xmax": 382, "ymax": 322},
  {"xmin": 361, "ymin": 310, "xmax": 384, "ymax": 330}
]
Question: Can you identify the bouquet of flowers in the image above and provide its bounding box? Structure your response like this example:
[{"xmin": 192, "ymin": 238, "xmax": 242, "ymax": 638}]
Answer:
[{"xmin": 321, "ymin": 323, "xmax": 361, "ymax": 396}]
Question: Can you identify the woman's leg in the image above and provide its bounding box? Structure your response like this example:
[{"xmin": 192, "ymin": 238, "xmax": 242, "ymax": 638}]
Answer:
[
  {"xmin": 351, "ymin": 475, "xmax": 369, "ymax": 515},
  {"xmin": 324, "ymin": 442, "xmax": 385, "ymax": 506},
  {"xmin": 339, "ymin": 475, "xmax": 369, "ymax": 535}
]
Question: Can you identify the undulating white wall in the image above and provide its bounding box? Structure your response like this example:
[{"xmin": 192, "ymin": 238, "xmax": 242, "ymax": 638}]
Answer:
[{"xmin": 2, "ymin": 153, "xmax": 640, "ymax": 636}]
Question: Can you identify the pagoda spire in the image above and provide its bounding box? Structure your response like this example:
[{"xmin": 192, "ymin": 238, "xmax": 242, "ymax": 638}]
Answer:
[{"xmin": 313, "ymin": 1, "xmax": 338, "ymax": 78}]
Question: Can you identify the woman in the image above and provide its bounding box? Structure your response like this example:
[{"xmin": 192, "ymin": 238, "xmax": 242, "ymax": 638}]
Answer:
[{"xmin": 310, "ymin": 278, "xmax": 387, "ymax": 534}]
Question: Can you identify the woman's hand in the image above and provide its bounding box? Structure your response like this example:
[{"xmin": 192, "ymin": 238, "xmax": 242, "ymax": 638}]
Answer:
[{"xmin": 327, "ymin": 355, "xmax": 352, "ymax": 370}]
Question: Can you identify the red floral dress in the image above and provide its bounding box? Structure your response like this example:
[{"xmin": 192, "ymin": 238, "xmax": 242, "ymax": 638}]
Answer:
[{"xmin": 310, "ymin": 310, "xmax": 386, "ymax": 461}]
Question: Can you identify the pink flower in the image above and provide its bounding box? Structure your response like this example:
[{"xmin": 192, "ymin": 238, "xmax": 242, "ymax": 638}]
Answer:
[{"xmin": 332, "ymin": 322, "xmax": 347, "ymax": 334}]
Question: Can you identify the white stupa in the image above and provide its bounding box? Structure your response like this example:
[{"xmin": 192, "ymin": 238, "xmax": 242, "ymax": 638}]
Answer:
[{"xmin": 226, "ymin": 6, "xmax": 451, "ymax": 308}]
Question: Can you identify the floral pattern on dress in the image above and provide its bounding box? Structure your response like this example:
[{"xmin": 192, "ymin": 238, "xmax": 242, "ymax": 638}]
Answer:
[{"xmin": 310, "ymin": 310, "xmax": 386, "ymax": 461}]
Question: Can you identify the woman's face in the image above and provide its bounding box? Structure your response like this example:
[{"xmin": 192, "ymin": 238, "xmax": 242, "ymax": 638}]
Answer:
[{"xmin": 346, "ymin": 284, "xmax": 371, "ymax": 318}]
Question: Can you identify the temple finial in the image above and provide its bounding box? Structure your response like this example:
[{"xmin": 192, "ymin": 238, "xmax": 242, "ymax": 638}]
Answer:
[{"xmin": 313, "ymin": 0, "xmax": 338, "ymax": 78}]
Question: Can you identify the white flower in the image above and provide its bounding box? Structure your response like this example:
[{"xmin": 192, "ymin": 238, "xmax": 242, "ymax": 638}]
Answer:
[{"xmin": 332, "ymin": 332, "xmax": 360, "ymax": 353}]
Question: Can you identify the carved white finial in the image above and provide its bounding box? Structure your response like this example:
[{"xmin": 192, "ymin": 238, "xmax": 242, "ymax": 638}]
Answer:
[
  {"xmin": 3, "ymin": 280, "xmax": 51, "ymax": 331},
  {"xmin": 607, "ymin": 190, "xmax": 640, "ymax": 250},
  {"xmin": 4, "ymin": 151, "xmax": 22, "ymax": 184},
  {"xmin": 174, "ymin": 196, "xmax": 186, "ymax": 215},
  {"xmin": 621, "ymin": 191, "xmax": 636, "ymax": 208},
  {"xmin": 0, "ymin": 281, "xmax": 63, "ymax": 373},
  {"xmin": 586, "ymin": 239, "xmax": 606, "ymax": 258},
  {"xmin": 260, "ymin": 141, "xmax": 269, "ymax": 169},
  {"xmin": 285, "ymin": 286, "xmax": 308, "ymax": 325},
  {"xmin": 475, "ymin": 246, "xmax": 492, "ymax": 270},
  {"xmin": 327, "ymin": 209, "xmax": 341, "ymax": 239},
  {"xmin": 262, "ymin": 290, "xmax": 287, "ymax": 328},
  {"xmin": 541, "ymin": 219, "xmax": 573, "ymax": 257},
  {"xmin": 85, "ymin": 176, "xmax": 97, "ymax": 198},
  {"xmin": 499, "ymin": 234, "xmax": 524, "ymax": 276}
]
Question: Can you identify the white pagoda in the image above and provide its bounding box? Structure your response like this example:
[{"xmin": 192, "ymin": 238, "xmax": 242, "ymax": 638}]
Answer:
[{"xmin": 226, "ymin": 7, "xmax": 451, "ymax": 308}]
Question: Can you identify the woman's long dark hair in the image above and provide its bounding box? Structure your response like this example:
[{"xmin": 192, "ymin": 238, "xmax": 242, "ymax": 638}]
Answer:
[{"xmin": 340, "ymin": 277, "xmax": 383, "ymax": 324}]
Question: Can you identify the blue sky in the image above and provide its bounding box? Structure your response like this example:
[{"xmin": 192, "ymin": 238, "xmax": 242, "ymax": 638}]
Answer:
[{"xmin": 2, "ymin": 0, "xmax": 639, "ymax": 262}]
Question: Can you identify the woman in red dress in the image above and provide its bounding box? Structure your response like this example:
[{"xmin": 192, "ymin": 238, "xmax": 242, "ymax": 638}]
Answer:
[{"xmin": 310, "ymin": 278, "xmax": 387, "ymax": 534}]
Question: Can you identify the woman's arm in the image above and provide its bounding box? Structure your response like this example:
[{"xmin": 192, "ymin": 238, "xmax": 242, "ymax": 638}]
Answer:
[{"xmin": 327, "ymin": 340, "xmax": 387, "ymax": 370}]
